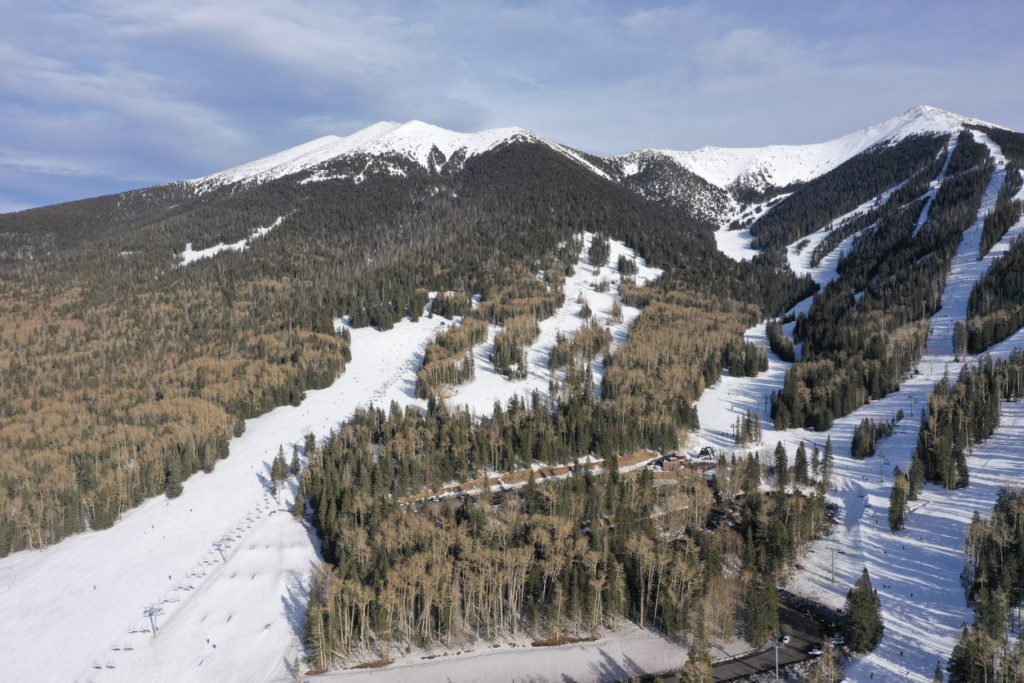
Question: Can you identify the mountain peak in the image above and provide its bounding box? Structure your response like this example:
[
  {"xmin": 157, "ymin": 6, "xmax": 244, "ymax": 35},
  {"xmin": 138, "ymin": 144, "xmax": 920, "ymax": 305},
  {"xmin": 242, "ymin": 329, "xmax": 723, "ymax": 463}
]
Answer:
[
  {"xmin": 617, "ymin": 105, "xmax": 1001, "ymax": 192},
  {"xmin": 191, "ymin": 120, "xmax": 541, "ymax": 189}
]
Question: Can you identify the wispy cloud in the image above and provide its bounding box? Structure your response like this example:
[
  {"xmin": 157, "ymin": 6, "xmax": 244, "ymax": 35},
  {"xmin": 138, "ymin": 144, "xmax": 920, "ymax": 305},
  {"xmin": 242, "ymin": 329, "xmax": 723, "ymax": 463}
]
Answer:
[{"xmin": 2, "ymin": 0, "xmax": 1022, "ymax": 208}]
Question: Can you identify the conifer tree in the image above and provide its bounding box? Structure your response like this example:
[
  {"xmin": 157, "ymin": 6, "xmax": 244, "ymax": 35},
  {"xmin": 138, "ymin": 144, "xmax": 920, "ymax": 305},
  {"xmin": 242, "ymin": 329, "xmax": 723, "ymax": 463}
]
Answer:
[
  {"xmin": 794, "ymin": 441, "xmax": 809, "ymax": 485},
  {"xmin": 818, "ymin": 437, "xmax": 834, "ymax": 493},
  {"xmin": 165, "ymin": 457, "xmax": 184, "ymax": 499},
  {"xmin": 290, "ymin": 446, "xmax": 301, "ymax": 476},
  {"xmin": 908, "ymin": 455, "xmax": 925, "ymax": 501},
  {"xmin": 774, "ymin": 441, "xmax": 789, "ymax": 490},
  {"xmin": 889, "ymin": 467, "xmax": 909, "ymax": 532},
  {"xmin": 844, "ymin": 567, "xmax": 883, "ymax": 652},
  {"xmin": 743, "ymin": 572, "xmax": 779, "ymax": 645}
]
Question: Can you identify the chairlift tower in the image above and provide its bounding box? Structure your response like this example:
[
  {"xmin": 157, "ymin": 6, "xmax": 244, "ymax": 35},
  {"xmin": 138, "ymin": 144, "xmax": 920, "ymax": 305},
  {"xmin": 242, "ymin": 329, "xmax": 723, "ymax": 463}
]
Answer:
[{"xmin": 144, "ymin": 605, "xmax": 164, "ymax": 638}]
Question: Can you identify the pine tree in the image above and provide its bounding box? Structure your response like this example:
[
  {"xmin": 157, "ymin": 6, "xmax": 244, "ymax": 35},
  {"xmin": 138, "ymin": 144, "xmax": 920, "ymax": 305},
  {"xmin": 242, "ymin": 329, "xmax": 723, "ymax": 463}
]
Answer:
[
  {"xmin": 953, "ymin": 321, "xmax": 967, "ymax": 359},
  {"xmin": 272, "ymin": 446, "xmax": 288, "ymax": 484},
  {"xmin": 844, "ymin": 567, "xmax": 883, "ymax": 652},
  {"xmin": 933, "ymin": 658, "xmax": 944, "ymax": 682},
  {"xmin": 889, "ymin": 467, "xmax": 909, "ymax": 532},
  {"xmin": 743, "ymin": 571, "xmax": 779, "ymax": 646},
  {"xmin": 818, "ymin": 436, "xmax": 834, "ymax": 492},
  {"xmin": 774, "ymin": 441, "xmax": 789, "ymax": 490},
  {"xmin": 290, "ymin": 445, "xmax": 301, "ymax": 476},
  {"xmin": 165, "ymin": 457, "xmax": 184, "ymax": 499},
  {"xmin": 908, "ymin": 455, "xmax": 925, "ymax": 501},
  {"xmin": 794, "ymin": 441, "xmax": 809, "ymax": 485},
  {"xmin": 525, "ymin": 468, "xmax": 543, "ymax": 514}
]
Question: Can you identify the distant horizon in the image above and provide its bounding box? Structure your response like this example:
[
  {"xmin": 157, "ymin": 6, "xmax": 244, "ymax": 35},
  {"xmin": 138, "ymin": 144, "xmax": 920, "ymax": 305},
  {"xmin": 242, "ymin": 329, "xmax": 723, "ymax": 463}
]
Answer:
[{"xmin": 3, "ymin": 0, "xmax": 1022, "ymax": 211}]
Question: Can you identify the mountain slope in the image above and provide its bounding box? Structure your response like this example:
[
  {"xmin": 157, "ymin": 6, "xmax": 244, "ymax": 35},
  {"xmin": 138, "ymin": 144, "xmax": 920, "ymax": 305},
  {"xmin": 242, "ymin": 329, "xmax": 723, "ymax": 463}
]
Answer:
[
  {"xmin": 638, "ymin": 106, "xmax": 1003, "ymax": 198},
  {"xmin": 191, "ymin": 120, "xmax": 613, "ymax": 190}
]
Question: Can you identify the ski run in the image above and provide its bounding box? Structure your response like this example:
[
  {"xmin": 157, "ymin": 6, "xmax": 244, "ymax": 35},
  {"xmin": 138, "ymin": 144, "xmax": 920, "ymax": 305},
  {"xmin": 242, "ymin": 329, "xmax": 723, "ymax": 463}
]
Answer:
[{"xmin": 699, "ymin": 131, "xmax": 1024, "ymax": 681}]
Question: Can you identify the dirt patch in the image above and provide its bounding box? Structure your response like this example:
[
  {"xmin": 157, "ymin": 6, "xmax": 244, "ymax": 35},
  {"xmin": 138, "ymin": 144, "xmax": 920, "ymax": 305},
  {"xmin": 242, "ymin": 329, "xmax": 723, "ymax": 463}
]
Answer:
[
  {"xmin": 531, "ymin": 635, "xmax": 598, "ymax": 647},
  {"xmin": 351, "ymin": 659, "xmax": 393, "ymax": 669}
]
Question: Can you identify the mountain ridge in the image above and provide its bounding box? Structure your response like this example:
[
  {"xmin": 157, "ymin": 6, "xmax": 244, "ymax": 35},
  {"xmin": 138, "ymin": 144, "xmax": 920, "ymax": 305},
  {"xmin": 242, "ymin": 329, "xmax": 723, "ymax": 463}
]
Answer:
[{"xmin": 185, "ymin": 105, "xmax": 1012, "ymax": 223}]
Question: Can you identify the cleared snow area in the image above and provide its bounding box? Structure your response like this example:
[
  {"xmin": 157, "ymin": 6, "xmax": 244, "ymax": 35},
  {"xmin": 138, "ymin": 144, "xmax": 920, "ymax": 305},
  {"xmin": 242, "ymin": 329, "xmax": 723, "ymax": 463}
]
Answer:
[
  {"xmin": 447, "ymin": 233, "xmax": 661, "ymax": 416},
  {"xmin": 178, "ymin": 216, "xmax": 284, "ymax": 266},
  {"xmin": 315, "ymin": 624, "xmax": 688, "ymax": 683},
  {"xmin": 714, "ymin": 225, "xmax": 760, "ymax": 262},
  {"xmin": 698, "ymin": 136, "xmax": 1024, "ymax": 680},
  {"xmin": 191, "ymin": 120, "xmax": 611, "ymax": 190},
  {"xmin": 642, "ymin": 106, "xmax": 997, "ymax": 192}
]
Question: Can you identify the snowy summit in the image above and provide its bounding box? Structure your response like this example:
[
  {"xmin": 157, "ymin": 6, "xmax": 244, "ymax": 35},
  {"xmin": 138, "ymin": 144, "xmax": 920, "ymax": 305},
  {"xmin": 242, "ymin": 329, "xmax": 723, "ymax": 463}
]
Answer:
[
  {"xmin": 191, "ymin": 120, "xmax": 609, "ymax": 189},
  {"xmin": 618, "ymin": 105, "xmax": 1003, "ymax": 192}
]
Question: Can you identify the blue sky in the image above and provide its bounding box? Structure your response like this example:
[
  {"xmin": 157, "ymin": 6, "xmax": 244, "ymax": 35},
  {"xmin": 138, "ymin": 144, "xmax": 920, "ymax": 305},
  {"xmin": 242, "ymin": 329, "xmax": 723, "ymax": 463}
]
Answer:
[{"xmin": 2, "ymin": 0, "xmax": 1022, "ymax": 212}]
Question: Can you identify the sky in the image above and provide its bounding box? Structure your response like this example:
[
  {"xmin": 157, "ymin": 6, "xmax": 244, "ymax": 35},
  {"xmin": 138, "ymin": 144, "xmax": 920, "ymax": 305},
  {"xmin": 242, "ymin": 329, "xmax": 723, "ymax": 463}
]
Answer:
[{"xmin": 2, "ymin": 0, "xmax": 1022, "ymax": 212}]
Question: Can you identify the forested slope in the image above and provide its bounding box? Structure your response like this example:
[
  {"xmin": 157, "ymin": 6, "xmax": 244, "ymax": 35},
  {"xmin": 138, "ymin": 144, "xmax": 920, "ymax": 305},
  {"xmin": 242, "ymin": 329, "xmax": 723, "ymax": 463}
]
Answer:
[{"xmin": 0, "ymin": 138, "xmax": 809, "ymax": 556}]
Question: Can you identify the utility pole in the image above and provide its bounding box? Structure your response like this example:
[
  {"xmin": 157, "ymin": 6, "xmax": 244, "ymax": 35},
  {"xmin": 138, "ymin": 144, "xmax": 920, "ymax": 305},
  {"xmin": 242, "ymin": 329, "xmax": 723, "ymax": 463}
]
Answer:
[
  {"xmin": 770, "ymin": 634, "xmax": 788, "ymax": 680},
  {"xmin": 144, "ymin": 605, "xmax": 164, "ymax": 638}
]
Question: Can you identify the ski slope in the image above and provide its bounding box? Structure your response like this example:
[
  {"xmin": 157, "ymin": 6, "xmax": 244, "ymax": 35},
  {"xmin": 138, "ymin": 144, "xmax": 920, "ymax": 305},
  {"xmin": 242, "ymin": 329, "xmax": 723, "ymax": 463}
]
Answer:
[
  {"xmin": 696, "ymin": 135, "xmax": 1024, "ymax": 680},
  {"xmin": 0, "ymin": 234, "xmax": 664, "ymax": 683},
  {"xmin": 447, "ymin": 233, "xmax": 660, "ymax": 416},
  {"xmin": 0, "ymin": 314, "xmax": 449, "ymax": 683}
]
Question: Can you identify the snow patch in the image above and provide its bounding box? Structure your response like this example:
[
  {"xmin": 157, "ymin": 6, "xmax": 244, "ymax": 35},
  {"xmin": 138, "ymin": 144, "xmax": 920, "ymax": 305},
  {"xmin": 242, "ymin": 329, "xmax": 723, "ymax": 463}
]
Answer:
[{"xmin": 178, "ymin": 216, "xmax": 284, "ymax": 266}]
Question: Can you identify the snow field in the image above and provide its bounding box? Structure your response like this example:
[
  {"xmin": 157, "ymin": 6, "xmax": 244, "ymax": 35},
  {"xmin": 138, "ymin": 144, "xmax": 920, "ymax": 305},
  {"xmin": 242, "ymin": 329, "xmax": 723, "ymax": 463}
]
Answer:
[{"xmin": 696, "ymin": 134, "xmax": 1024, "ymax": 680}]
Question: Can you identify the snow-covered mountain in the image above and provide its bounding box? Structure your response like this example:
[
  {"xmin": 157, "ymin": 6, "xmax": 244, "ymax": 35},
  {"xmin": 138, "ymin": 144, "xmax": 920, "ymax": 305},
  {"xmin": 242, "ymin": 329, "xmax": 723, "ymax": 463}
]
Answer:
[
  {"xmin": 189, "ymin": 106, "xmax": 1003, "ymax": 225},
  {"xmin": 191, "ymin": 120, "xmax": 610, "ymax": 190},
  {"xmin": 624, "ymin": 105, "xmax": 1003, "ymax": 197}
]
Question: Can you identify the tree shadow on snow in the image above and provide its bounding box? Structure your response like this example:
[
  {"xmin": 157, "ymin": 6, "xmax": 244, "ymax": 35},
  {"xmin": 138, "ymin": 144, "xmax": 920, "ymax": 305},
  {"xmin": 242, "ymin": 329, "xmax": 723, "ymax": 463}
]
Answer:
[{"xmin": 585, "ymin": 649, "xmax": 644, "ymax": 683}]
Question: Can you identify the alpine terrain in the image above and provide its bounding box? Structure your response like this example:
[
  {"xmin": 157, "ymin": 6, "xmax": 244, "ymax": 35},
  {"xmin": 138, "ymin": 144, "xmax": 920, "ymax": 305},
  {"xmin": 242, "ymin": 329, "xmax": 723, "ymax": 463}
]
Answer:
[{"xmin": 1, "ymin": 105, "xmax": 1024, "ymax": 682}]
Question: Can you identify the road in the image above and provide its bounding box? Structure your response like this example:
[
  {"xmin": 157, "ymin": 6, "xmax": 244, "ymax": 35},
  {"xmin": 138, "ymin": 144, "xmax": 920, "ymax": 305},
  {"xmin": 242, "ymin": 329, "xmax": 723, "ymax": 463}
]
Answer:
[{"xmin": 712, "ymin": 602, "xmax": 826, "ymax": 681}]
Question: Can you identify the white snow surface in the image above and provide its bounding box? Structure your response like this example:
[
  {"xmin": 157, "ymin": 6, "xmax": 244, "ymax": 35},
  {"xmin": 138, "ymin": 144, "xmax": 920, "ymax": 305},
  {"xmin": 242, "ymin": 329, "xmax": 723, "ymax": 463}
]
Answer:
[
  {"xmin": 636, "ymin": 106, "xmax": 997, "ymax": 191},
  {"xmin": 191, "ymin": 120, "xmax": 610, "ymax": 189},
  {"xmin": 178, "ymin": 216, "xmax": 284, "ymax": 266},
  {"xmin": 714, "ymin": 225, "xmax": 760, "ymax": 262},
  {"xmin": 697, "ymin": 134, "xmax": 1024, "ymax": 681},
  {"xmin": 315, "ymin": 624, "xmax": 688, "ymax": 683}
]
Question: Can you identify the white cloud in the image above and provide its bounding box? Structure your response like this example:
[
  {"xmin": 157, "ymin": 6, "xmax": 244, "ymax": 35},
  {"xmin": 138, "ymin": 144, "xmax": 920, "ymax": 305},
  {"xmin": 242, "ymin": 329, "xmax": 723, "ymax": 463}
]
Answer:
[{"xmin": 1, "ymin": 0, "xmax": 1022, "ymax": 208}]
